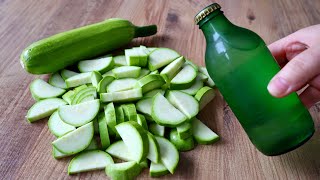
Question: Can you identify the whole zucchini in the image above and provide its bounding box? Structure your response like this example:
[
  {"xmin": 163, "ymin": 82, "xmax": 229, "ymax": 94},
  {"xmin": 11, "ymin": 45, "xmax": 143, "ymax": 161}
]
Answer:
[{"xmin": 20, "ymin": 18, "xmax": 157, "ymax": 74}]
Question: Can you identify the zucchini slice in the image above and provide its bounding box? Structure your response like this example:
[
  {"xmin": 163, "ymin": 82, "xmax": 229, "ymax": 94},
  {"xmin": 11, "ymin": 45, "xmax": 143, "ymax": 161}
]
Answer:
[
  {"xmin": 176, "ymin": 122, "xmax": 192, "ymax": 139},
  {"xmin": 65, "ymin": 72, "xmax": 92, "ymax": 88},
  {"xmin": 136, "ymin": 98, "xmax": 153, "ymax": 120},
  {"xmin": 151, "ymin": 93, "xmax": 187, "ymax": 127},
  {"xmin": 49, "ymin": 73, "xmax": 67, "ymax": 89},
  {"xmin": 135, "ymin": 74, "xmax": 165, "ymax": 93},
  {"xmin": 105, "ymin": 161, "xmax": 142, "ymax": 180},
  {"xmin": 91, "ymin": 71, "xmax": 102, "ymax": 88},
  {"xmin": 155, "ymin": 136, "xmax": 179, "ymax": 174},
  {"xmin": 78, "ymin": 56, "xmax": 114, "ymax": 73},
  {"xmin": 150, "ymin": 161, "xmax": 169, "ymax": 177},
  {"xmin": 97, "ymin": 75, "xmax": 115, "ymax": 93},
  {"xmin": 170, "ymin": 64, "xmax": 197, "ymax": 90},
  {"xmin": 30, "ymin": 79, "xmax": 66, "ymax": 101},
  {"xmin": 100, "ymin": 88, "xmax": 143, "ymax": 103},
  {"xmin": 149, "ymin": 123, "xmax": 165, "ymax": 137},
  {"xmin": 144, "ymin": 89, "xmax": 165, "ymax": 98},
  {"xmin": 27, "ymin": 98, "xmax": 67, "ymax": 123},
  {"xmin": 98, "ymin": 112, "xmax": 110, "ymax": 150},
  {"xmin": 114, "ymin": 55, "xmax": 127, "ymax": 66},
  {"xmin": 58, "ymin": 99, "xmax": 100, "ymax": 127},
  {"xmin": 68, "ymin": 150, "xmax": 114, "ymax": 174},
  {"xmin": 107, "ymin": 78, "xmax": 137, "ymax": 92},
  {"xmin": 195, "ymin": 86, "xmax": 216, "ymax": 110},
  {"xmin": 191, "ymin": 118, "xmax": 219, "ymax": 144},
  {"xmin": 48, "ymin": 111, "xmax": 76, "ymax": 137},
  {"xmin": 160, "ymin": 56, "xmax": 185, "ymax": 82},
  {"xmin": 60, "ymin": 69, "xmax": 79, "ymax": 80},
  {"xmin": 112, "ymin": 66, "xmax": 141, "ymax": 79},
  {"xmin": 115, "ymin": 121, "xmax": 149, "ymax": 163},
  {"xmin": 169, "ymin": 129, "xmax": 195, "ymax": 152},
  {"xmin": 199, "ymin": 67, "xmax": 215, "ymax": 87},
  {"xmin": 148, "ymin": 48, "xmax": 180, "ymax": 71},
  {"xmin": 147, "ymin": 133, "xmax": 160, "ymax": 163},
  {"xmin": 52, "ymin": 122, "xmax": 94, "ymax": 155},
  {"xmin": 166, "ymin": 90, "xmax": 199, "ymax": 119},
  {"xmin": 106, "ymin": 140, "xmax": 133, "ymax": 161},
  {"xmin": 180, "ymin": 76, "xmax": 204, "ymax": 95}
]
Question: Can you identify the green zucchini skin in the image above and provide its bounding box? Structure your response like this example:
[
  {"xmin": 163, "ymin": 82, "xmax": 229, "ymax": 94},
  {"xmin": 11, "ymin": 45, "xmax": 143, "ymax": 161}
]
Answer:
[{"xmin": 20, "ymin": 18, "xmax": 157, "ymax": 74}]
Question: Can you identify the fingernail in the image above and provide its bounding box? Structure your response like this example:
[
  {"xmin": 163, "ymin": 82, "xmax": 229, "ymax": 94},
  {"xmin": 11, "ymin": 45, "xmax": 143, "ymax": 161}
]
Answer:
[{"xmin": 268, "ymin": 77, "xmax": 289, "ymax": 97}]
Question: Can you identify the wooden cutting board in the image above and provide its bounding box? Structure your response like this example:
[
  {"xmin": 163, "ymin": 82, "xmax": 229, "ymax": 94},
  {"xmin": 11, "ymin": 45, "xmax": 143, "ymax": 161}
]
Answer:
[{"xmin": 1, "ymin": 0, "xmax": 320, "ymax": 179}]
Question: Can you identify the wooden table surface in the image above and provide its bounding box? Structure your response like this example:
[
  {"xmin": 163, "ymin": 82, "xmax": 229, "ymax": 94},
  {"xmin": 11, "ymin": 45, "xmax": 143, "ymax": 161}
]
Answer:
[{"xmin": 1, "ymin": 0, "xmax": 320, "ymax": 179}]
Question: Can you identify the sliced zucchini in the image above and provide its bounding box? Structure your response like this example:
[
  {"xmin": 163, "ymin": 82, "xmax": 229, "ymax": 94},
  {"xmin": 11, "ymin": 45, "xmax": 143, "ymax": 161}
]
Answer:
[
  {"xmin": 78, "ymin": 56, "xmax": 114, "ymax": 73},
  {"xmin": 176, "ymin": 122, "xmax": 192, "ymax": 139},
  {"xmin": 122, "ymin": 104, "xmax": 137, "ymax": 122},
  {"xmin": 102, "ymin": 70, "xmax": 115, "ymax": 77},
  {"xmin": 30, "ymin": 79, "xmax": 66, "ymax": 101},
  {"xmin": 91, "ymin": 71, "xmax": 102, "ymax": 88},
  {"xmin": 160, "ymin": 56, "xmax": 185, "ymax": 82},
  {"xmin": 52, "ymin": 122, "xmax": 94, "ymax": 155},
  {"xmin": 98, "ymin": 112, "xmax": 110, "ymax": 150},
  {"xmin": 199, "ymin": 67, "xmax": 215, "ymax": 87},
  {"xmin": 85, "ymin": 138, "xmax": 99, "ymax": 151},
  {"xmin": 114, "ymin": 55, "xmax": 127, "ymax": 66},
  {"xmin": 185, "ymin": 59, "xmax": 199, "ymax": 71},
  {"xmin": 115, "ymin": 106, "xmax": 125, "ymax": 124},
  {"xmin": 106, "ymin": 140, "xmax": 133, "ymax": 161},
  {"xmin": 148, "ymin": 48, "xmax": 180, "ymax": 71},
  {"xmin": 125, "ymin": 48, "xmax": 140, "ymax": 66},
  {"xmin": 195, "ymin": 86, "xmax": 216, "ymax": 110},
  {"xmin": 191, "ymin": 118, "xmax": 219, "ymax": 144},
  {"xmin": 27, "ymin": 98, "xmax": 67, "ymax": 123},
  {"xmin": 107, "ymin": 78, "xmax": 137, "ymax": 92},
  {"xmin": 49, "ymin": 73, "xmax": 67, "ymax": 89},
  {"xmin": 155, "ymin": 136, "xmax": 179, "ymax": 174},
  {"xmin": 147, "ymin": 133, "xmax": 160, "ymax": 163},
  {"xmin": 97, "ymin": 75, "xmax": 115, "ymax": 93},
  {"xmin": 150, "ymin": 161, "xmax": 169, "ymax": 177},
  {"xmin": 150, "ymin": 70, "xmax": 159, "ymax": 74},
  {"xmin": 135, "ymin": 74, "xmax": 165, "ymax": 93},
  {"xmin": 115, "ymin": 121, "xmax": 149, "ymax": 163},
  {"xmin": 48, "ymin": 111, "xmax": 76, "ymax": 137},
  {"xmin": 136, "ymin": 98, "xmax": 152, "ymax": 119},
  {"xmin": 70, "ymin": 86, "xmax": 96, "ymax": 105},
  {"xmin": 78, "ymin": 94, "xmax": 94, "ymax": 103},
  {"xmin": 100, "ymin": 88, "xmax": 143, "ymax": 103},
  {"xmin": 198, "ymin": 72, "xmax": 209, "ymax": 82},
  {"xmin": 65, "ymin": 72, "xmax": 92, "ymax": 88},
  {"xmin": 104, "ymin": 102, "xmax": 117, "ymax": 136},
  {"xmin": 151, "ymin": 93, "xmax": 187, "ymax": 127},
  {"xmin": 68, "ymin": 150, "xmax": 114, "ymax": 174},
  {"xmin": 112, "ymin": 66, "xmax": 141, "ymax": 79},
  {"xmin": 136, "ymin": 114, "xmax": 148, "ymax": 130},
  {"xmin": 170, "ymin": 64, "xmax": 197, "ymax": 90},
  {"xmin": 58, "ymin": 100, "xmax": 100, "ymax": 127},
  {"xmin": 149, "ymin": 123, "xmax": 165, "ymax": 137},
  {"xmin": 148, "ymin": 47, "xmax": 157, "ymax": 52},
  {"xmin": 52, "ymin": 146, "xmax": 69, "ymax": 159},
  {"xmin": 166, "ymin": 90, "xmax": 199, "ymax": 119},
  {"xmin": 62, "ymin": 90, "xmax": 75, "ymax": 104},
  {"xmin": 105, "ymin": 161, "xmax": 142, "ymax": 180},
  {"xmin": 144, "ymin": 89, "xmax": 165, "ymax": 98},
  {"xmin": 137, "ymin": 68, "xmax": 150, "ymax": 79},
  {"xmin": 60, "ymin": 69, "xmax": 79, "ymax": 80},
  {"xmin": 169, "ymin": 129, "xmax": 195, "ymax": 152},
  {"xmin": 180, "ymin": 76, "xmax": 204, "ymax": 95},
  {"xmin": 133, "ymin": 47, "xmax": 148, "ymax": 67}
]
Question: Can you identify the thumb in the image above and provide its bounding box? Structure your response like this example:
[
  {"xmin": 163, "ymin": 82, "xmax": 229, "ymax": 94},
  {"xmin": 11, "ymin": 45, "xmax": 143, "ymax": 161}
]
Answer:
[{"xmin": 267, "ymin": 46, "xmax": 320, "ymax": 97}]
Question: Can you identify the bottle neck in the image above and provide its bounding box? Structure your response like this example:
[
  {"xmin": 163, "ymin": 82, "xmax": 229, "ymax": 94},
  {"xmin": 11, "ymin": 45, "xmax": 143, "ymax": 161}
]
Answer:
[{"xmin": 199, "ymin": 11, "xmax": 234, "ymax": 41}]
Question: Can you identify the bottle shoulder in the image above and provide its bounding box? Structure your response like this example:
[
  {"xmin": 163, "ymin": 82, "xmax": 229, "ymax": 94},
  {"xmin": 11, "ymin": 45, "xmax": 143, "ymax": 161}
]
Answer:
[{"xmin": 205, "ymin": 25, "xmax": 263, "ymax": 51}]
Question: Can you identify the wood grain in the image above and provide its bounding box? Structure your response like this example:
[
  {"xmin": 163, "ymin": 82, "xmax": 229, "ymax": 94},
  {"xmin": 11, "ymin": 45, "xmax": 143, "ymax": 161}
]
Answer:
[{"xmin": 1, "ymin": 0, "xmax": 320, "ymax": 179}]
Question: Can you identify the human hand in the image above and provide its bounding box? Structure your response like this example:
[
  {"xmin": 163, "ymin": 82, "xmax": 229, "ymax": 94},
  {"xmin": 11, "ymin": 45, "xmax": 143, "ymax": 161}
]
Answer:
[{"xmin": 267, "ymin": 25, "xmax": 320, "ymax": 108}]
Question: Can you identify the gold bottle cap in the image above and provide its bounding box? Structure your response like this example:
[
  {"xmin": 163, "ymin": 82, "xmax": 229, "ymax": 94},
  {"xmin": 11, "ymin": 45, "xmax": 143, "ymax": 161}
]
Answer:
[{"xmin": 194, "ymin": 3, "xmax": 221, "ymax": 24}]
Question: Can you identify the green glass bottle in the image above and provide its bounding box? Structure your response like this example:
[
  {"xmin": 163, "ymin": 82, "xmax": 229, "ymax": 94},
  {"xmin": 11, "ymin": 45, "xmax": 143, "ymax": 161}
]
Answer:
[{"xmin": 195, "ymin": 3, "xmax": 314, "ymax": 156}]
